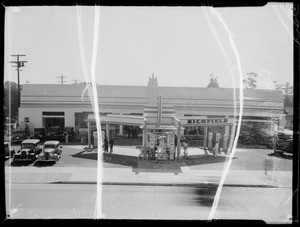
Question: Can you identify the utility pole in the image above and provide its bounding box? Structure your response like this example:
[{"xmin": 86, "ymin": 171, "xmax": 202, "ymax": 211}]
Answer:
[
  {"xmin": 9, "ymin": 54, "xmax": 27, "ymax": 108},
  {"xmin": 57, "ymin": 75, "xmax": 67, "ymax": 84}
]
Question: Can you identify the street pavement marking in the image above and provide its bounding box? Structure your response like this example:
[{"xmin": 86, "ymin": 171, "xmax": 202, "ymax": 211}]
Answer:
[
  {"xmin": 81, "ymin": 149, "xmax": 98, "ymax": 155},
  {"xmin": 180, "ymin": 166, "xmax": 190, "ymax": 173}
]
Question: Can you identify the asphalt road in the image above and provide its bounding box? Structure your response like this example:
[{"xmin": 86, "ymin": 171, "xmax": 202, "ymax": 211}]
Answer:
[{"xmin": 5, "ymin": 183, "xmax": 292, "ymax": 222}]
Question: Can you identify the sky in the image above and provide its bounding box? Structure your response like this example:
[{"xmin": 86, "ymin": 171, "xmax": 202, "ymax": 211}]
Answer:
[{"xmin": 4, "ymin": 3, "xmax": 294, "ymax": 89}]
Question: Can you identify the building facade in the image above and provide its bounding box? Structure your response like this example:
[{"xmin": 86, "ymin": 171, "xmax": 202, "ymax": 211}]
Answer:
[{"xmin": 19, "ymin": 76, "xmax": 285, "ymax": 137}]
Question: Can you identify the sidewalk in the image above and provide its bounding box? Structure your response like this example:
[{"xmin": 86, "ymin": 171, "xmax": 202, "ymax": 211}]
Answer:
[{"xmin": 5, "ymin": 165, "xmax": 292, "ymax": 188}]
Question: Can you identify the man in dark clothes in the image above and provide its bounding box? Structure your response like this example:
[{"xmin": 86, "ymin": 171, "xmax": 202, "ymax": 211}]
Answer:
[
  {"xmin": 104, "ymin": 136, "xmax": 109, "ymax": 153},
  {"xmin": 109, "ymin": 137, "xmax": 114, "ymax": 153}
]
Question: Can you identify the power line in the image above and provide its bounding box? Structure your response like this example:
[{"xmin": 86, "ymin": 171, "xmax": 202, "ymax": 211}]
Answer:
[
  {"xmin": 9, "ymin": 54, "xmax": 27, "ymax": 108},
  {"xmin": 57, "ymin": 75, "xmax": 67, "ymax": 84}
]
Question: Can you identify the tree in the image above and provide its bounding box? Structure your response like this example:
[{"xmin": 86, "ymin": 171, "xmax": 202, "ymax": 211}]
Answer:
[
  {"xmin": 243, "ymin": 72, "xmax": 258, "ymax": 89},
  {"xmin": 274, "ymin": 81, "xmax": 293, "ymax": 108},
  {"xmin": 207, "ymin": 73, "xmax": 220, "ymax": 88},
  {"xmin": 3, "ymin": 81, "xmax": 19, "ymax": 123}
]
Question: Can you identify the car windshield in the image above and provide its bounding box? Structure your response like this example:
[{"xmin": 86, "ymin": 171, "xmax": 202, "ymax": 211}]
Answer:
[
  {"xmin": 44, "ymin": 144, "xmax": 56, "ymax": 149},
  {"xmin": 21, "ymin": 143, "xmax": 34, "ymax": 149}
]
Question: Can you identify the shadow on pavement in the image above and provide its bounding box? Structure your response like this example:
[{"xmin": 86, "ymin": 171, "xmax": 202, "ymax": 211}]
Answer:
[
  {"xmin": 191, "ymin": 184, "xmax": 218, "ymax": 207},
  {"xmin": 103, "ymin": 153, "xmax": 138, "ymax": 168},
  {"xmin": 267, "ymin": 152, "xmax": 293, "ymax": 160},
  {"xmin": 134, "ymin": 159, "xmax": 183, "ymax": 175},
  {"xmin": 185, "ymin": 154, "xmax": 236, "ymax": 166},
  {"xmin": 71, "ymin": 148, "xmax": 235, "ymax": 174},
  {"xmin": 10, "ymin": 160, "xmax": 35, "ymax": 167},
  {"xmin": 33, "ymin": 161, "xmax": 56, "ymax": 167}
]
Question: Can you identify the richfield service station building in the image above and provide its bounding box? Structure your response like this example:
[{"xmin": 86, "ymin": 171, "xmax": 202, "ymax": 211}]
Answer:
[{"xmin": 18, "ymin": 76, "xmax": 285, "ymax": 153}]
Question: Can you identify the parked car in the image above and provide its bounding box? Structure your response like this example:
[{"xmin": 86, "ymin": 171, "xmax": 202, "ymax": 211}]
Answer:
[
  {"xmin": 11, "ymin": 130, "xmax": 27, "ymax": 143},
  {"xmin": 4, "ymin": 142, "xmax": 15, "ymax": 159},
  {"xmin": 266, "ymin": 130, "xmax": 293, "ymax": 154},
  {"xmin": 239, "ymin": 131, "xmax": 271, "ymax": 145},
  {"xmin": 33, "ymin": 128, "xmax": 46, "ymax": 140},
  {"xmin": 37, "ymin": 140, "xmax": 62, "ymax": 162},
  {"xmin": 13, "ymin": 139, "xmax": 42, "ymax": 162}
]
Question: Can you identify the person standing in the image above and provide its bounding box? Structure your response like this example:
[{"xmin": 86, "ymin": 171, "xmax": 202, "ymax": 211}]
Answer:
[
  {"xmin": 104, "ymin": 136, "xmax": 109, "ymax": 153},
  {"xmin": 182, "ymin": 139, "xmax": 188, "ymax": 159},
  {"xmin": 109, "ymin": 137, "xmax": 114, "ymax": 153},
  {"xmin": 25, "ymin": 124, "xmax": 30, "ymax": 139}
]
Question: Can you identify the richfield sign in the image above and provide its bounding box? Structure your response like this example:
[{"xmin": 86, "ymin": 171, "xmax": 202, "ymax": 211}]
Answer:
[{"xmin": 180, "ymin": 118, "xmax": 233, "ymax": 126}]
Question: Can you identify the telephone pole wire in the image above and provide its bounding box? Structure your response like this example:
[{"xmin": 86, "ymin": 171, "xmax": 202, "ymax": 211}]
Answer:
[
  {"xmin": 9, "ymin": 54, "xmax": 27, "ymax": 108},
  {"xmin": 57, "ymin": 75, "xmax": 67, "ymax": 84}
]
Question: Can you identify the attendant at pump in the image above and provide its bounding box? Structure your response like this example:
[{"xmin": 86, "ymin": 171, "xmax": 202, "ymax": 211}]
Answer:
[
  {"xmin": 182, "ymin": 139, "xmax": 188, "ymax": 159},
  {"xmin": 104, "ymin": 136, "xmax": 109, "ymax": 153},
  {"xmin": 109, "ymin": 137, "xmax": 114, "ymax": 153}
]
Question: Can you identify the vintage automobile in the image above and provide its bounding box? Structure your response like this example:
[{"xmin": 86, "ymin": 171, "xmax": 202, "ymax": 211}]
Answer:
[
  {"xmin": 33, "ymin": 128, "xmax": 46, "ymax": 141},
  {"xmin": 37, "ymin": 140, "xmax": 62, "ymax": 162},
  {"xmin": 11, "ymin": 130, "xmax": 27, "ymax": 143},
  {"xmin": 266, "ymin": 129, "xmax": 293, "ymax": 154},
  {"xmin": 13, "ymin": 139, "xmax": 42, "ymax": 162},
  {"xmin": 4, "ymin": 142, "xmax": 15, "ymax": 159}
]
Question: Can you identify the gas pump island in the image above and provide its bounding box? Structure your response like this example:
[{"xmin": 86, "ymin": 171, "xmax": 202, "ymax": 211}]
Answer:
[{"xmin": 139, "ymin": 95, "xmax": 184, "ymax": 160}]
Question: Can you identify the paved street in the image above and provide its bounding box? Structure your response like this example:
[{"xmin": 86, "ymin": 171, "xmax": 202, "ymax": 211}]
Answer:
[
  {"xmin": 5, "ymin": 182, "xmax": 292, "ymax": 222},
  {"xmin": 4, "ymin": 145, "xmax": 293, "ymax": 222}
]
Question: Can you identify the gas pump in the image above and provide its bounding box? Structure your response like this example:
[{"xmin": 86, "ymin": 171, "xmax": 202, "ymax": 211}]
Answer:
[
  {"xmin": 223, "ymin": 134, "xmax": 228, "ymax": 153},
  {"xmin": 169, "ymin": 132, "xmax": 175, "ymax": 160},
  {"xmin": 157, "ymin": 135, "xmax": 167, "ymax": 160},
  {"xmin": 208, "ymin": 132, "xmax": 213, "ymax": 150},
  {"xmin": 214, "ymin": 133, "xmax": 220, "ymax": 156},
  {"xmin": 148, "ymin": 132, "xmax": 156, "ymax": 160}
]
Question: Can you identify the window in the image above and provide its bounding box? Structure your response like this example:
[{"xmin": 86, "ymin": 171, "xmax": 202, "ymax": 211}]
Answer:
[{"xmin": 42, "ymin": 112, "xmax": 65, "ymax": 116}]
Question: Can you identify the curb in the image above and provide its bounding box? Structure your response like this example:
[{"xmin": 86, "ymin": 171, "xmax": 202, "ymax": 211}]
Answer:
[{"xmin": 8, "ymin": 180, "xmax": 291, "ymax": 188}]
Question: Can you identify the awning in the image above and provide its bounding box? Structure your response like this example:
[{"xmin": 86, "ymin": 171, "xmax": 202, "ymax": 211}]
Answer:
[
  {"xmin": 85, "ymin": 113, "xmax": 145, "ymax": 126},
  {"xmin": 140, "ymin": 125, "xmax": 184, "ymax": 131}
]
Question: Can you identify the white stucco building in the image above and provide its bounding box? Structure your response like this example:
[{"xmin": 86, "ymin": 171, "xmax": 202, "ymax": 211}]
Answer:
[{"xmin": 19, "ymin": 76, "xmax": 284, "ymax": 137}]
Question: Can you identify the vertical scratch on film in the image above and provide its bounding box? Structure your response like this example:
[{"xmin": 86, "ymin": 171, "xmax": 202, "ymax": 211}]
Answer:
[
  {"xmin": 76, "ymin": 5, "xmax": 103, "ymax": 219},
  {"xmin": 203, "ymin": 6, "xmax": 244, "ymax": 220}
]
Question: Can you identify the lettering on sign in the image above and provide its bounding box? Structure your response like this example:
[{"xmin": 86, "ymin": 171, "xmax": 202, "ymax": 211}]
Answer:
[{"xmin": 187, "ymin": 118, "xmax": 228, "ymax": 124}]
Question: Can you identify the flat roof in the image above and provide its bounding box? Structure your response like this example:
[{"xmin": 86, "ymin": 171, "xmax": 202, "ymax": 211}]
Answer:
[
  {"xmin": 86, "ymin": 114, "xmax": 145, "ymax": 126},
  {"xmin": 140, "ymin": 125, "xmax": 183, "ymax": 130},
  {"xmin": 21, "ymin": 139, "xmax": 40, "ymax": 144},
  {"xmin": 44, "ymin": 140, "xmax": 60, "ymax": 145},
  {"xmin": 21, "ymin": 84, "xmax": 283, "ymax": 103}
]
